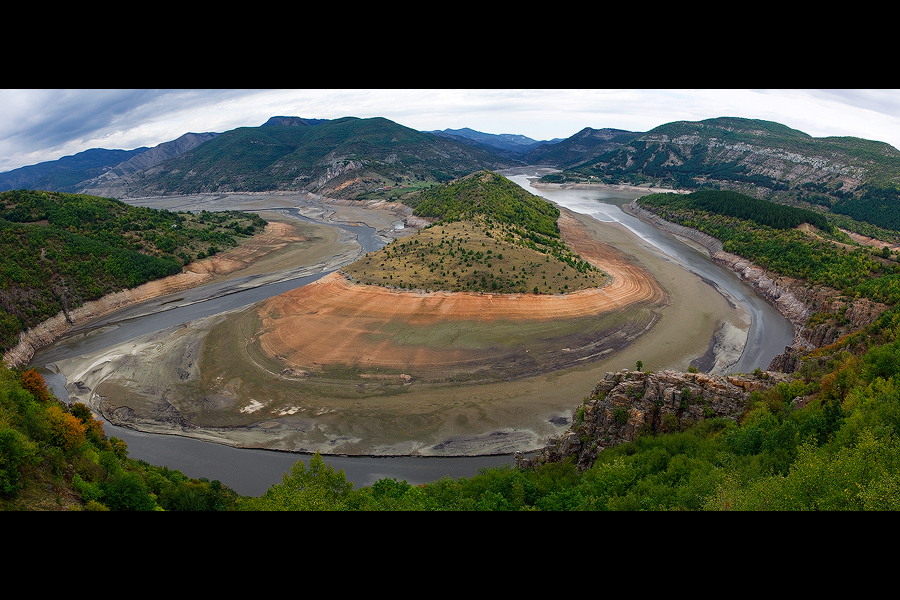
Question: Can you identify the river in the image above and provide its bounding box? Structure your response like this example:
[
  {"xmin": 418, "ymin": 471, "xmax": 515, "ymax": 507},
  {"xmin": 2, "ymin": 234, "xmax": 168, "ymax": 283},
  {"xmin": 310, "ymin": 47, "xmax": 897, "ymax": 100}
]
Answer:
[
  {"xmin": 504, "ymin": 174, "xmax": 795, "ymax": 374},
  {"xmin": 30, "ymin": 177, "xmax": 794, "ymax": 498}
]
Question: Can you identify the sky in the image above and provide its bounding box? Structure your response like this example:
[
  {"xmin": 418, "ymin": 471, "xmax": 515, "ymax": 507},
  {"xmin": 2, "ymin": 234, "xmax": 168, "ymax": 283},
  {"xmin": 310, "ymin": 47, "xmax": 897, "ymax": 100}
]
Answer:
[{"xmin": 3, "ymin": 88, "xmax": 900, "ymax": 173}]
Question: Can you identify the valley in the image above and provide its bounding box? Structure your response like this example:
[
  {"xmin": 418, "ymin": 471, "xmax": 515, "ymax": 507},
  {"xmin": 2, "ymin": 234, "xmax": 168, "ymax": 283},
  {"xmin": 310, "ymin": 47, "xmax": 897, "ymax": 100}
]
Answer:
[
  {"xmin": 7, "ymin": 104, "xmax": 900, "ymax": 509},
  {"xmin": 35, "ymin": 175, "xmax": 771, "ymax": 459}
]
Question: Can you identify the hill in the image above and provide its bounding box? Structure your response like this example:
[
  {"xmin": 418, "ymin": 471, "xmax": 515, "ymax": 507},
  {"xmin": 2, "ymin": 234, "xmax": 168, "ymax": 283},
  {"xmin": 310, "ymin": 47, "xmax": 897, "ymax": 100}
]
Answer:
[
  {"xmin": 427, "ymin": 127, "xmax": 563, "ymax": 162},
  {"xmin": 342, "ymin": 170, "xmax": 604, "ymax": 294},
  {"xmin": 0, "ymin": 189, "xmax": 266, "ymax": 354},
  {"xmin": 524, "ymin": 127, "xmax": 642, "ymax": 169},
  {"xmin": 84, "ymin": 117, "xmax": 513, "ymax": 200},
  {"xmin": 0, "ymin": 133, "xmax": 218, "ymax": 194},
  {"xmin": 0, "ymin": 148, "xmax": 149, "ymax": 193},
  {"xmin": 544, "ymin": 117, "xmax": 900, "ymax": 232}
]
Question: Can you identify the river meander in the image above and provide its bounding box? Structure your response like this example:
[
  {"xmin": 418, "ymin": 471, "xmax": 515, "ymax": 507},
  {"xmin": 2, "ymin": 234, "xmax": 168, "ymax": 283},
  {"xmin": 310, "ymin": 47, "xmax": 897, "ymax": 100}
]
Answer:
[{"xmin": 29, "ymin": 177, "xmax": 795, "ymax": 497}]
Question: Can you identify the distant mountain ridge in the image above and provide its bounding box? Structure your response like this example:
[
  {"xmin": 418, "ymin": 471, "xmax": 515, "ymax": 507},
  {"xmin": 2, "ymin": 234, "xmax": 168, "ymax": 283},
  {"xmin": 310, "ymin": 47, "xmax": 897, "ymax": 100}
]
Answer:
[
  {"xmin": 523, "ymin": 127, "xmax": 642, "ymax": 168},
  {"xmin": 0, "ymin": 148, "xmax": 148, "ymax": 193},
  {"xmin": 82, "ymin": 116, "xmax": 513, "ymax": 199},
  {"xmin": 428, "ymin": 127, "xmax": 562, "ymax": 152},
  {"xmin": 0, "ymin": 132, "xmax": 218, "ymax": 194},
  {"xmin": 12, "ymin": 114, "xmax": 900, "ymax": 234},
  {"xmin": 546, "ymin": 116, "xmax": 900, "ymax": 232}
]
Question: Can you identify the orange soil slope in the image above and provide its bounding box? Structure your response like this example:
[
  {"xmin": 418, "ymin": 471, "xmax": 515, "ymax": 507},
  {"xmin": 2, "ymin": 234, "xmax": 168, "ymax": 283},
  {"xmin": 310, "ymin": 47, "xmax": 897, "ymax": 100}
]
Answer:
[
  {"xmin": 3, "ymin": 221, "xmax": 305, "ymax": 368},
  {"xmin": 254, "ymin": 211, "xmax": 665, "ymax": 372}
]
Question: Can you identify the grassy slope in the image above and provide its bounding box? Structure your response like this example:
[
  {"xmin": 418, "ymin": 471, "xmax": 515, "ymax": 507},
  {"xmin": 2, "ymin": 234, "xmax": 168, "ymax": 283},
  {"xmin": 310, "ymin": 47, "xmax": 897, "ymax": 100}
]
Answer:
[{"xmin": 343, "ymin": 170, "xmax": 605, "ymax": 294}]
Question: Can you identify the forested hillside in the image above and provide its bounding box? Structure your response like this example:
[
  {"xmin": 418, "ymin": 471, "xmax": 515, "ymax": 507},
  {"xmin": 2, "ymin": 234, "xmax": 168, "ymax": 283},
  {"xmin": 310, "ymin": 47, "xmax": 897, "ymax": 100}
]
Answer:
[
  {"xmin": 0, "ymin": 189, "xmax": 266, "ymax": 354},
  {"xmin": 0, "ymin": 363, "xmax": 241, "ymax": 510},
  {"xmin": 88, "ymin": 117, "xmax": 512, "ymax": 200},
  {"xmin": 635, "ymin": 190, "xmax": 900, "ymax": 304},
  {"xmin": 544, "ymin": 117, "xmax": 900, "ymax": 236},
  {"xmin": 344, "ymin": 171, "xmax": 603, "ymax": 294}
]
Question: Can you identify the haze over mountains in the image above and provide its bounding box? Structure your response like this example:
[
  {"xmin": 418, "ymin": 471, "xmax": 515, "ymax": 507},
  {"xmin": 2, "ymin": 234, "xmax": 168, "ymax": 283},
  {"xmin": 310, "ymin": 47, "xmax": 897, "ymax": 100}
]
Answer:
[
  {"xmin": 0, "ymin": 116, "xmax": 636, "ymax": 198},
  {"xmin": 6, "ymin": 113, "xmax": 900, "ymax": 233}
]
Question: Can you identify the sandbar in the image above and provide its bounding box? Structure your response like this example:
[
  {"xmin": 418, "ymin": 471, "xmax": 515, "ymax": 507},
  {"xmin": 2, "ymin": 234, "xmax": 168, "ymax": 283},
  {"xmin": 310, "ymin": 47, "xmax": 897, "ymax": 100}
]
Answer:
[{"xmin": 50, "ymin": 190, "xmax": 747, "ymax": 456}]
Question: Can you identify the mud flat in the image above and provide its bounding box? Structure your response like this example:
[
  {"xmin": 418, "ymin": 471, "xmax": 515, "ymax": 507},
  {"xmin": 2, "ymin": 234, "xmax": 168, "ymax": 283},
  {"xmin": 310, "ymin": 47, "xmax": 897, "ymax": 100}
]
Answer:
[{"xmin": 55, "ymin": 195, "xmax": 748, "ymax": 457}]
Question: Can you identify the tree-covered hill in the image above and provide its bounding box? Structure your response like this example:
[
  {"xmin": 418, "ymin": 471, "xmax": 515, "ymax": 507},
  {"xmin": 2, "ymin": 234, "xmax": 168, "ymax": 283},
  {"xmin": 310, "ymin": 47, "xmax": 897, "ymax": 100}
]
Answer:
[
  {"xmin": 0, "ymin": 189, "xmax": 266, "ymax": 354},
  {"xmin": 636, "ymin": 189, "xmax": 900, "ymax": 307},
  {"xmin": 544, "ymin": 117, "xmax": 900, "ymax": 233},
  {"xmin": 404, "ymin": 169, "xmax": 562, "ymax": 238},
  {"xmin": 343, "ymin": 170, "xmax": 603, "ymax": 293},
  {"xmin": 87, "ymin": 117, "xmax": 513, "ymax": 200},
  {"xmin": 523, "ymin": 127, "xmax": 641, "ymax": 169},
  {"xmin": 0, "ymin": 148, "xmax": 149, "ymax": 193}
]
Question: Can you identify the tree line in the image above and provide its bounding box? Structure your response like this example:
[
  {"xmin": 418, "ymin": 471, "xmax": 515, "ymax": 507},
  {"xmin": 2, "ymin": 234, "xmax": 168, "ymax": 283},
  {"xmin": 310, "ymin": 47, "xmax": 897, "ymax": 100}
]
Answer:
[{"xmin": 0, "ymin": 189, "xmax": 267, "ymax": 354}]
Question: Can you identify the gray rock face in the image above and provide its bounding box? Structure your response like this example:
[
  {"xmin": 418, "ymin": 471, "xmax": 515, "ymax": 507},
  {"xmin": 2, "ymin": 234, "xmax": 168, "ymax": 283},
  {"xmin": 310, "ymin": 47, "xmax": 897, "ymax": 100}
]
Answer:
[
  {"xmin": 517, "ymin": 368, "xmax": 789, "ymax": 471},
  {"xmin": 628, "ymin": 201, "xmax": 890, "ymax": 370}
]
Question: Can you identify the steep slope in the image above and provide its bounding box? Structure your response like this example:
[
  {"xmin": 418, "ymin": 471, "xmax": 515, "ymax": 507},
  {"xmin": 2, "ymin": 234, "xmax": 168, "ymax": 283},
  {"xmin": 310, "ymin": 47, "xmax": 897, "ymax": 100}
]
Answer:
[
  {"xmin": 97, "ymin": 117, "xmax": 513, "ymax": 199},
  {"xmin": 78, "ymin": 132, "xmax": 219, "ymax": 196},
  {"xmin": 0, "ymin": 148, "xmax": 149, "ymax": 193},
  {"xmin": 1, "ymin": 132, "xmax": 219, "ymax": 196},
  {"xmin": 548, "ymin": 117, "xmax": 900, "ymax": 231}
]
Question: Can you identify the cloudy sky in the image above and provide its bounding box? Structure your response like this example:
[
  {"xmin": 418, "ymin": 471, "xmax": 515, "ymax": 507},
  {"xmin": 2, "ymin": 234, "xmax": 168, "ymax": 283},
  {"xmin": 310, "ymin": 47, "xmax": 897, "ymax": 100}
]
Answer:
[{"xmin": 3, "ymin": 88, "xmax": 900, "ymax": 173}]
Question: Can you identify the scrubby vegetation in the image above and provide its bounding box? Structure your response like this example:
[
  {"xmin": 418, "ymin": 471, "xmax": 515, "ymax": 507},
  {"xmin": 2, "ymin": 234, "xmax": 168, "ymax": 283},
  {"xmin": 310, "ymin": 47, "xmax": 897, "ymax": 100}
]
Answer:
[
  {"xmin": 637, "ymin": 190, "xmax": 900, "ymax": 305},
  {"xmin": 0, "ymin": 364, "xmax": 240, "ymax": 510},
  {"xmin": 7, "ymin": 305, "xmax": 900, "ymax": 510},
  {"xmin": 343, "ymin": 171, "xmax": 604, "ymax": 294},
  {"xmin": 0, "ymin": 189, "xmax": 267, "ymax": 355}
]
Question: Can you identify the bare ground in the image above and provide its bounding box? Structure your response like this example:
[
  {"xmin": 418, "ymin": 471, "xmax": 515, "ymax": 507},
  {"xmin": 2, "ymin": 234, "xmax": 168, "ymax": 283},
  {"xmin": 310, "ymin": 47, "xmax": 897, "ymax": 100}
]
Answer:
[{"xmin": 51, "ymin": 191, "xmax": 747, "ymax": 456}]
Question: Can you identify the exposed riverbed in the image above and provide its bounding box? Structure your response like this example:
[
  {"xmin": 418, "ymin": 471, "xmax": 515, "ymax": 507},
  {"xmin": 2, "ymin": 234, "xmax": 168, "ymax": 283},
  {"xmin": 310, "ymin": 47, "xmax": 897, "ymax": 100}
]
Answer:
[{"xmin": 27, "ymin": 179, "xmax": 794, "ymax": 496}]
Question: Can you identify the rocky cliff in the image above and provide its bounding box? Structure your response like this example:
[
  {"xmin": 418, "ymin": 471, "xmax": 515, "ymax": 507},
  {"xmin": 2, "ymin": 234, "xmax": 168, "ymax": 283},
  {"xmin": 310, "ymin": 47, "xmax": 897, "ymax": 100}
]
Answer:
[
  {"xmin": 517, "ymin": 367, "xmax": 790, "ymax": 471},
  {"xmin": 628, "ymin": 201, "xmax": 890, "ymax": 371}
]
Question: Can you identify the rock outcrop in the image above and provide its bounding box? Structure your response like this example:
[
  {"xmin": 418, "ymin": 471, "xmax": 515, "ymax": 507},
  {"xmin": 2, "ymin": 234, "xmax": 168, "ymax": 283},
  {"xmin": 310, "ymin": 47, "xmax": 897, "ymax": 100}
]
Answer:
[
  {"xmin": 517, "ymin": 367, "xmax": 789, "ymax": 471},
  {"xmin": 628, "ymin": 201, "xmax": 890, "ymax": 371}
]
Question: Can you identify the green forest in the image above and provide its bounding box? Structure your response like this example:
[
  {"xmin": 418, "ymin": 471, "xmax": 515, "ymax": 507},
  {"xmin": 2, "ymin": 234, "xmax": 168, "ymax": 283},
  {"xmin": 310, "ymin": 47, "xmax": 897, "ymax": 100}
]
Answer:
[
  {"xmin": 6, "ymin": 312, "xmax": 900, "ymax": 511},
  {"xmin": 404, "ymin": 170, "xmax": 562, "ymax": 239},
  {"xmin": 0, "ymin": 189, "xmax": 266, "ymax": 355},
  {"xmin": 637, "ymin": 190, "xmax": 900, "ymax": 304},
  {"xmin": 10, "ymin": 185, "xmax": 900, "ymax": 509}
]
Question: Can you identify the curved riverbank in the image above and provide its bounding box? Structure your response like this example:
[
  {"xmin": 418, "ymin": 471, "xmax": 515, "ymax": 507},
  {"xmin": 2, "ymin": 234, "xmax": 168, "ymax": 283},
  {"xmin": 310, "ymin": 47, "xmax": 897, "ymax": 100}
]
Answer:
[
  {"xmin": 51, "ymin": 198, "xmax": 746, "ymax": 457},
  {"xmin": 9, "ymin": 191, "xmax": 415, "ymax": 370},
  {"xmin": 626, "ymin": 199, "xmax": 891, "ymax": 367},
  {"xmin": 3, "ymin": 219, "xmax": 344, "ymax": 369}
]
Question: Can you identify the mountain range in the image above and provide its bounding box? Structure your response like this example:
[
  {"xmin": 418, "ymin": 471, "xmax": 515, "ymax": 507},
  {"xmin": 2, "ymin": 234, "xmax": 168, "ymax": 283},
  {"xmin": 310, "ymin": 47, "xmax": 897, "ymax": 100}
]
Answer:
[
  {"xmin": 0, "ymin": 117, "xmax": 642, "ymax": 200},
  {"xmin": 545, "ymin": 116, "xmax": 900, "ymax": 232},
  {"xmin": 7, "ymin": 114, "xmax": 900, "ymax": 233}
]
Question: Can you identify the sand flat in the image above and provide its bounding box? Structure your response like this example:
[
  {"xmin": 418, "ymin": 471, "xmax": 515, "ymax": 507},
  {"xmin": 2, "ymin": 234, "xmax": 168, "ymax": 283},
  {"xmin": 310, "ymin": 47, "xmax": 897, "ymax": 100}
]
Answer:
[{"xmin": 53, "ymin": 192, "xmax": 747, "ymax": 456}]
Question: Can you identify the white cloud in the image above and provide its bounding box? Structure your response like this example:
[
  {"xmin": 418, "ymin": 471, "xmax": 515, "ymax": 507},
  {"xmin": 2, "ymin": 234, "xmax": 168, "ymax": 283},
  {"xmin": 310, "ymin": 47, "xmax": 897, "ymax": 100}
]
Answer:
[{"xmin": 4, "ymin": 89, "xmax": 900, "ymax": 173}]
